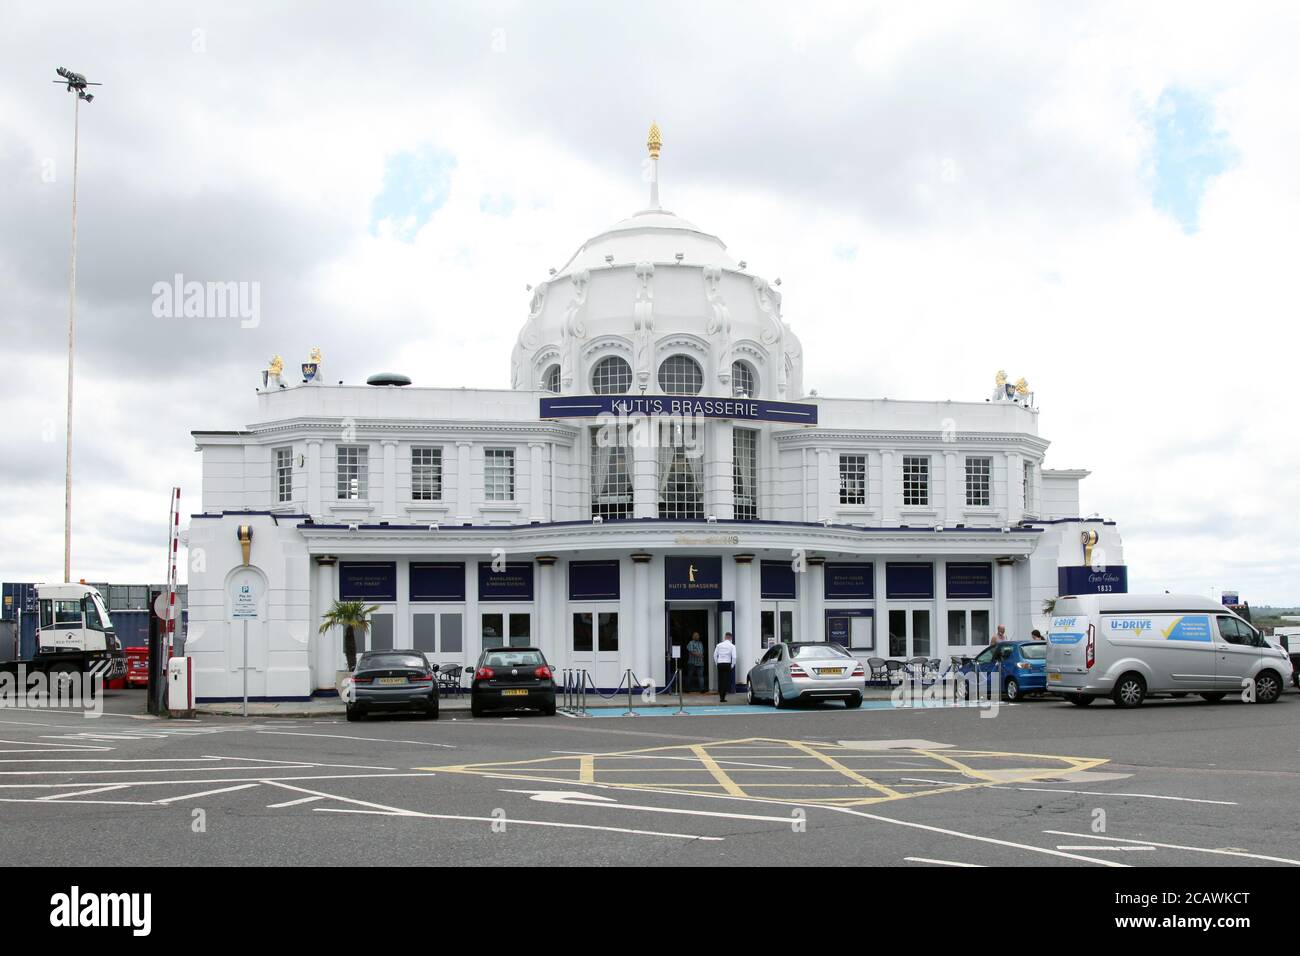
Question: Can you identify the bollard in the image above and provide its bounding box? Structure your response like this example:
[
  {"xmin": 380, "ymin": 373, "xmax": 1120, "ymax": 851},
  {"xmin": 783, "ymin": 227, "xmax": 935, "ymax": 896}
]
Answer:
[
  {"xmin": 623, "ymin": 669, "xmax": 637, "ymax": 717},
  {"xmin": 673, "ymin": 667, "xmax": 687, "ymax": 716}
]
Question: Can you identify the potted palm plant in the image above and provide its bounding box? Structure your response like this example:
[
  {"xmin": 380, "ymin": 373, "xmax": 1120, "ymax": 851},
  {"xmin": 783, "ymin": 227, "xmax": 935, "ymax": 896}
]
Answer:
[{"xmin": 319, "ymin": 600, "xmax": 379, "ymax": 675}]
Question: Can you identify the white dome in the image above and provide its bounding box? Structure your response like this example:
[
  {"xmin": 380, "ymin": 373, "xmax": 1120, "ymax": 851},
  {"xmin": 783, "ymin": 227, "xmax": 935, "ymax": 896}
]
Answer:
[{"xmin": 510, "ymin": 128, "xmax": 803, "ymax": 403}]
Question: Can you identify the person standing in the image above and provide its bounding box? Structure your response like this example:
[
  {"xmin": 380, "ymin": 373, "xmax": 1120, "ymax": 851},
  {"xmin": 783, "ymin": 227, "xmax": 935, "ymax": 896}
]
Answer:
[
  {"xmin": 992, "ymin": 624, "xmax": 1008, "ymax": 645},
  {"xmin": 714, "ymin": 631, "xmax": 737, "ymax": 702},
  {"xmin": 686, "ymin": 632, "xmax": 705, "ymax": 693}
]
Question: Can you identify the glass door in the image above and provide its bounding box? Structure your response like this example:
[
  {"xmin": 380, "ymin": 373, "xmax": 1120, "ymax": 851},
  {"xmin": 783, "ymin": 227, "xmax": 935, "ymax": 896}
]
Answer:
[
  {"xmin": 571, "ymin": 606, "xmax": 620, "ymax": 689},
  {"xmin": 887, "ymin": 605, "xmax": 933, "ymax": 659},
  {"xmin": 760, "ymin": 601, "xmax": 796, "ymax": 649},
  {"xmin": 481, "ymin": 609, "xmax": 532, "ymax": 651}
]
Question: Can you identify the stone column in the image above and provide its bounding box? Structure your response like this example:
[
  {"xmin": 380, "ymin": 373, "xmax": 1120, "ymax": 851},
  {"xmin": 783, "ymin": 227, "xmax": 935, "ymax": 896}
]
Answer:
[
  {"xmin": 381, "ymin": 440, "xmax": 398, "ymax": 521},
  {"xmin": 733, "ymin": 554, "xmax": 757, "ymax": 683},
  {"xmin": 710, "ymin": 421, "xmax": 734, "ymax": 520},
  {"xmin": 306, "ymin": 439, "xmax": 322, "ymax": 518},
  {"xmin": 934, "ymin": 558, "xmax": 948, "ymax": 659},
  {"xmin": 816, "ymin": 448, "xmax": 832, "ymax": 522},
  {"xmin": 1005, "ymin": 452, "xmax": 1024, "ymax": 525},
  {"xmin": 631, "ymin": 553, "xmax": 653, "ymax": 684},
  {"xmin": 996, "ymin": 557, "xmax": 1016, "ymax": 638},
  {"xmin": 873, "ymin": 560, "xmax": 890, "ymax": 656},
  {"xmin": 529, "ymin": 442, "xmax": 546, "ymax": 523},
  {"xmin": 536, "ymin": 555, "xmax": 557, "ymax": 665},
  {"xmin": 880, "ymin": 450, "xmax": 896, "ymax": 525},
  {"xmin": 455, "ymin": 441, "xmax": 473, "ymax": 524},
  {"xmin": 806, "ymin": 556, "xmax": 826, "ymax": 642},
  {"xmin": 314, "ymin": 556, "xmax": 336, "ymax": 691}
]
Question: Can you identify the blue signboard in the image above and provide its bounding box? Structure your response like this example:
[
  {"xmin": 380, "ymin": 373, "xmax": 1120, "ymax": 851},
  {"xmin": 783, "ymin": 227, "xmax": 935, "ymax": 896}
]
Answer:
[
  {"xmin": 409, "ymin": 562, "xmax": 465, "ymax": 602},
  {"xmin": 824, "ymin": 562, "xmax": 874, "ymax": 600},
  {"xmin": 886, "ymin": 562, "xmax": 934, "ymax": 600},
  {"xmin": 1058, "ymin": 565, "xmax": 1128, "ymax": 596},
  {"xmin": 665, "ymin": 556, "xmax": 722, "ymax": 600},
  {"xmin": 541, "ymin": 395, "xmax": 818, "ymax": 426},
  {"xmin": 339, "ymin": 562, "xmax": 397, "ymax": 601},
  {"xmin": 760, "ymin": 561, "xmax": 796, "ymax": 600},
  {"xmin": 946, "ymin": 562, "xmax": 993, "ymax": 599},
  {"xmin": 478, "ymin": 562, "xmax": 535, "ymax": 602},
  {"xmin": 569, "ymin": 560, "xmax": 621, "ymax": 601}
]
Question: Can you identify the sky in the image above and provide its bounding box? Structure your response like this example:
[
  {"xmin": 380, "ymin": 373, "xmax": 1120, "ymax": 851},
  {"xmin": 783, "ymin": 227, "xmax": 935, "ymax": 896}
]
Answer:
[{"xmin": 0, "ymin": 1, "xmax": 1297, "ymax": 603}]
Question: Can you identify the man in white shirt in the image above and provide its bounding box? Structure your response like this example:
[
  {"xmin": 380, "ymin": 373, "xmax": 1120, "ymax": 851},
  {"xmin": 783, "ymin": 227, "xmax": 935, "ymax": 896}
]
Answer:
[{"xmin": 714, "ymin": 631, "xmax": 737, "ymax": 702}]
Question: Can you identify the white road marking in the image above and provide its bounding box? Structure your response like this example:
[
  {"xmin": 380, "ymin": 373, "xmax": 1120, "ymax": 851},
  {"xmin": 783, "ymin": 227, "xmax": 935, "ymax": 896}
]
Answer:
[
  {"xmin": 256, "ymin": 731, "xmax": 455, "ymax": 748},
  {"xmin": 1042, "ymin": 830, "xmax": 1300, "ymax": 865},
  {"xmin": 38, "ymin": 785, "xmax": 132, "ymax": 800},
  {"xmin": 1056, "ymin": 845, "xmax": 1156, "ymax": 852},
  {"xmin": 904, "ymin": 857, "xmax": 983, "ymax": 867},
  {"xmin": 155, "ymin": 783, "xmax": 261, "ymax": 804},
  {"xmin": 0, "ymin": 763, "xmax": 315, "ymax": 777},
  {"xmin": 267, "ymin": 795, "xmax": 324, "ymax": 808},
  {"xmin": 501, "ymin": 788, "xmax": 797, "ymax": 823},
  {"xmin": 209, "ymin": 754, "xmax": 396, "ymax": 771},
  {"xmin": 0, "ymin": 771, "xmax": 436, "ymax": 793},
  {"xmin": 993, "ymin": 786, "xmax": 1236, "ymax": 805},
  {"xmin": 313, "ymin": 805, "xmax": 721, "ymax": 840}
]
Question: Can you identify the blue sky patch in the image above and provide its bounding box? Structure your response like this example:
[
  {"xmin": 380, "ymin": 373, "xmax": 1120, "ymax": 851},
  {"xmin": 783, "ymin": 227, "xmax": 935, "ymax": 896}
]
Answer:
[
  {"xmin": 369, "ymin": 148, "xmax": 456, "ymax": 241},
  {"xmin": 1147, "ymin": 88, "xmax": 1236, "ymax": 234}
]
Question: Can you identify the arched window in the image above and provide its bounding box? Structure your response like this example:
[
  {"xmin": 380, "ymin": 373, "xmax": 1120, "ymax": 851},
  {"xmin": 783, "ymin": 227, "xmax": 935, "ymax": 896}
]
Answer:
[
  {"xmin": 657, "ymin": 354, "xmax": 703, "ymax": 396},
  {"xmin": 731, "ymin": 360, "xmax": 756, "ymax": 398},
  {"xmin": 591, "ymin": 356, "xmax": 632, "ymax": 395},
  {"xmin": 542, "ymin": 364, "xmax": 561, "ymax": 393}
]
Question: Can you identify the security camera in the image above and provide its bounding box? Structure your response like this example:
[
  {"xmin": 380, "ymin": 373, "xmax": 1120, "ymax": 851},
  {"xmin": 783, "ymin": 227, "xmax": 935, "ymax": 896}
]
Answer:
[
  {"xmin": 706, "ymin": 515, "xmax": 717, "ymax": 524},
  {"xmin": 592, "ymin": 515, "xmax": 603, "ymax": 525},
  {"xmin": 348, "ymin": 523, "xmax": 360, "ymax": 532},
  {"xmin": 934, "ymin": 524, "xmax": 943, "ymax": 532},
  {"xmin": 428, "ymin": 523, "xmax": 439, "ymax": 532}
]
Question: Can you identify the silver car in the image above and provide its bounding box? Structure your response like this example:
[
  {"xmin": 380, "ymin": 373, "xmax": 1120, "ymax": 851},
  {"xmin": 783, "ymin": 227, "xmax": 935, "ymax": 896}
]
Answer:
[{"xmin": 747, "ymin": 642, "xmax": 867, "ymax": 708}]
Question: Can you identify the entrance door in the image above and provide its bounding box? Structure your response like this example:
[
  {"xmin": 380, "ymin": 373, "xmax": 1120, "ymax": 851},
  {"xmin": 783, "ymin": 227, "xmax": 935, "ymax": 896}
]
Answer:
[
  {"xmin": 666, "ymin": 607, "xmax": 711, "ymax": 693},
  {"xmin": 411, "ymin": 611, "xmax": 465, "ymax": 668},
  {"xmin": 571, "ymin": 606, "xmax": 621, "ymax": 689},
  {"xmin": 760, "ymin": 601, "xmax": 796, "ymax": 650},
  {"xmin": 887, "ymin": 605, "xmax": 933, "ymax": 659}
]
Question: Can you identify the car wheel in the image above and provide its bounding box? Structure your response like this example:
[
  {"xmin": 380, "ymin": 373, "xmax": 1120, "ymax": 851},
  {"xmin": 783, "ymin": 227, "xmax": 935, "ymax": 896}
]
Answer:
[
  {"xmin": 1067, "ymin": 693, "xmax": 1093, "ymax": 707},
  {"xmin": 345, "ymin": 706, "xmax": 362, "ymax": 722},
  {"xmin": 471, "ymin": 701, "xmax": 484, "ymax": 718},
  {"xmin": 773, "ymin": 680, "xmax": 787, "ymax": 709},
  {"xmin": 747, "ymin": 681, "xmax": 757, "ymax": 705},
  {"xmin": 1112, "ymin": 673, "xmax": 1146, "ymax": 708},
  {"xmin": 1254, "ymin": 671, "xmax": 1282, "ymax": 704},
  {"xmin": 424, "ymin": 703, "xmax": 439, "ymax": 720},
  {"xmin": 1200, "ymin": 692, "xmax": 1226, "ymax": 703},
  {"xmin": 542, "ymin": 700, "xmax": 557, "ymax": 716},
  {"xmin": 845, "ymin": 694, "xmax": 863, "ymax": 709},
  {"xmin": 1004, "ymin": 678, "xmax": 1020, "ymax": 702}
]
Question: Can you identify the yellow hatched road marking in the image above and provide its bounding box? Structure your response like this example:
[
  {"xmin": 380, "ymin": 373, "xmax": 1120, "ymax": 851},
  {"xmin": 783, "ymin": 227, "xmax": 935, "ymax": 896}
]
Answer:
[{"xmin": 688, "ymin": 744, "xmax": 746, "ymax": 797}]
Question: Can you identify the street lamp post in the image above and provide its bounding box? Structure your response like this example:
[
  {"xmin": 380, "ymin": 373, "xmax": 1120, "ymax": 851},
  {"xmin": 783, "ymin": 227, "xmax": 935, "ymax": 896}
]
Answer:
[{"xmin": 53, "ymin": 66, "xmax": 100, "ymax": 583}]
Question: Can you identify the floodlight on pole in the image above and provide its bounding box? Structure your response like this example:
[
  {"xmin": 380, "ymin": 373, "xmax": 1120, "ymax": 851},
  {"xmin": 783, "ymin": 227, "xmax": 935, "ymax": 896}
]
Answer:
[{"xmin": 53, "ymin": 66, "xmax": 101, "ymax": 583}]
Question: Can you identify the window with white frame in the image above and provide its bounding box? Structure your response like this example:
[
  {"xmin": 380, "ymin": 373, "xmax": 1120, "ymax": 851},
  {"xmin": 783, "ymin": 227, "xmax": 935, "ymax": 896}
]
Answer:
[
  {"xmin": 1023, "ymin": 460, "xmax": 1035, "ymax": 512},
  {"xmin": 902, "ymin": 455, "xmax": 930, "ymax": 507},
  {"xmin": 733, "ymin": 427, "xmax": 759, "ymax": 521},
  {"xmin": 657, "ymin": 354, "xmax": 703, "ymax": 396},
  {"xmin": 590, "ymin": 428, "xmax": 632, "ymax": 520},
  {"xmin": 839, "ymin": 454, "xmax": 867, "ymax": 505},
  {"xmin": 412, "ymin": 447, "xmax": 443, "ymax": 501},
  {"xmin": 484, "ymin": 448, "xmax": 515, "ymax": 501},
  {"xmin": 731, "ymin": 360, "xmax": 756, "ymax": 398},
  {"xmin": 591, "ymin": 356, "xmax": 632, "ymax": 395},
  {"xmin": 657, "ymin": 420, "xmax": 704, "ymax": 519},
  {"xmin": 542, "ymin": 364, "xmax": 561, "ymax": 393},
  {"xmin": 965, "ymin": 456, "xmax": 992, "ymax": 507},
  {"xmin": 336, "ymin": 446, "xmax": 368, "ymax": 500},
  {"xmin": 274, "ymin": 447, "xmax": 292, "ymax": 503}
]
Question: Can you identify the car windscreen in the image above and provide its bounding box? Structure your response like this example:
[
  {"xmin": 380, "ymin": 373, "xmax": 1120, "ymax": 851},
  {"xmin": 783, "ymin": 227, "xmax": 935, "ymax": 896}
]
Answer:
[
  {"xmin": 483, "ymin": 651, "xmax": 544, "ymax": 668},
  {"xmin": 1019, "ymin": 643, "xmax": 1046, "ymax": 659},
  {"xmin": 359, "ymin": 654, "xmax": 427, "ymax": 670},
  {"xmin": 790, "ymin": 644, "xmax": 851, "ymax": 660}
]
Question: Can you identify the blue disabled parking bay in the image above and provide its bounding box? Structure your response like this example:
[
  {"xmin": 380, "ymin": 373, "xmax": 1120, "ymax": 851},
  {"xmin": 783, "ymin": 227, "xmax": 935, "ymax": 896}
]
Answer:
[{"xmin": 565, "ymin": 699, "xmax": 996, "ymax": 718}]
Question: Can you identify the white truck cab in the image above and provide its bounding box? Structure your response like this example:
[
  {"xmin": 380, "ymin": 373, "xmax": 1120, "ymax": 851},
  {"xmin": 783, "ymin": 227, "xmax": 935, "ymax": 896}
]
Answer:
[
  {"xmin": 1046, "ymin": 593, "xmax": 1292, "ymax": 707},
  {"xmin": 15, "ymin": 583, "xmax": 128, "ymax": 685}
]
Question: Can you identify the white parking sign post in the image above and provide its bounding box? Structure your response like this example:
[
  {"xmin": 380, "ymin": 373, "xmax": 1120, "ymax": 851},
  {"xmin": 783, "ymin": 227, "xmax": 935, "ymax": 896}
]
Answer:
[{"xmin": 230, "ymin": 579, "xmax": 260, "ymax": 717}]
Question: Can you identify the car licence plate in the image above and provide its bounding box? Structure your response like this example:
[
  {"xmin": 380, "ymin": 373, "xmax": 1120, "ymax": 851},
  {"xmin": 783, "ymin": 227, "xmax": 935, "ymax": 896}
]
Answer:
[
  {"xmin": 502, "ymin": 689, "xmax": 529, "ymax": 697},
  {"xmin": 1048, "ymin": 672, "xmax": 1061, "ymax": 682},
  {"xmin": 378, "ymin": 677, "xmax": 405, "ymax": 685},
  {"xmin": 817, "ymin": 668, "xmax": 845, "ymax": 676}
]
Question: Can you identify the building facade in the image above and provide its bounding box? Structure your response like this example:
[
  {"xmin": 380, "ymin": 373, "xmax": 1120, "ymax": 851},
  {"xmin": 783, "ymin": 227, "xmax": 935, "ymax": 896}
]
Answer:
[{"xmin": 185, "ymin": 128, "xmax": 1125, "ymax": 701}]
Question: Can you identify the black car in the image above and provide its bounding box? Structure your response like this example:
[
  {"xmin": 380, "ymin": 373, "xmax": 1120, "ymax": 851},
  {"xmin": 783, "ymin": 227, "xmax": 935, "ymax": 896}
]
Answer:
[
  {"xmin": 346, "ymin": 650, "xmax": 439, "ymax": 721},
  {"xmin": 470, "ymin": 647, "xmax": 556, "ymax": 717}
]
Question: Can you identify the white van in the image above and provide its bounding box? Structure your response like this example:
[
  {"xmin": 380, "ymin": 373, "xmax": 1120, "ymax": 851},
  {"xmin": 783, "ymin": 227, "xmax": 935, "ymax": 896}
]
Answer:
[{"xmin": 1046, "ymin": 593, "xmax": 1292, "ymax": 707}]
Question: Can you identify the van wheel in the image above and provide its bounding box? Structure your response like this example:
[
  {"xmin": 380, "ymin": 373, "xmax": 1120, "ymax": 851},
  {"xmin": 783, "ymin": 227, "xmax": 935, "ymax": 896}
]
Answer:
[
  {"xmin": 1112, "ymin": 674, "xmax": 1146, "ymax": 708},
  {"xmin": 1067, "ymin": 693, "xmax": 1093, "ymax": 707},
  {"xmin": 1254, "ymin": 671, "xmax": 1282, "ymax": 704},
  {"xmin": 1200, "ymin": 692, "xmax": 1226, "ymax": 703}
]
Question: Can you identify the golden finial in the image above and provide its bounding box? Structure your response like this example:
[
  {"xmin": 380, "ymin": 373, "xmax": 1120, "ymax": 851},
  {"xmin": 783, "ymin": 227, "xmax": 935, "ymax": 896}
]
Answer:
[{"xmin": 647, "ymin": 120, "xmax": 662, "ymax": 160}]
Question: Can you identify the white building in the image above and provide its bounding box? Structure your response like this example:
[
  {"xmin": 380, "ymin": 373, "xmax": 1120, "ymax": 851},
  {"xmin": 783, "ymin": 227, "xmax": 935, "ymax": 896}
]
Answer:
[{"xmin": 185, "ymin": 125, "xmax": 1126, "ymax": 701}]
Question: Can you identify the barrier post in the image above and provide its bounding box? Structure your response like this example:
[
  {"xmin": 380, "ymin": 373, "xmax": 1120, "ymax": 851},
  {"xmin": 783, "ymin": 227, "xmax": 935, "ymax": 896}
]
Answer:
[
  {"xmin": 623, "ymin": 669, "xmax": 637, "ymax": 717},
  {"xmin": 673, "ymin": 667, "xmax": 687, "ymax": 715}
]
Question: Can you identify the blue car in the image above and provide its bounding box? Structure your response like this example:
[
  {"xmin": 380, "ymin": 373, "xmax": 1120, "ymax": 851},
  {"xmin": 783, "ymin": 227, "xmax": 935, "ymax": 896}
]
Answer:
[{"xmin": 960, "ymin": 640, "xmax": 1047, "ymax": 701}]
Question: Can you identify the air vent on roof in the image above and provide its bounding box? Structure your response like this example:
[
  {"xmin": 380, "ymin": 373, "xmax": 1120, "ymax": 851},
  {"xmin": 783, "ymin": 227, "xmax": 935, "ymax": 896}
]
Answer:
[{"xmin": 366, "ymin": 373, "xmax": 412, "ymax": 387}]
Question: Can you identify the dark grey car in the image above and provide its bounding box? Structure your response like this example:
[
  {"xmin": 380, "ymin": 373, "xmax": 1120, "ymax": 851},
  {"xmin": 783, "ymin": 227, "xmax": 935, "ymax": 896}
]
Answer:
[{"xmin": 346, "ymin": 650, "xmax": 439, "ymax": 721}]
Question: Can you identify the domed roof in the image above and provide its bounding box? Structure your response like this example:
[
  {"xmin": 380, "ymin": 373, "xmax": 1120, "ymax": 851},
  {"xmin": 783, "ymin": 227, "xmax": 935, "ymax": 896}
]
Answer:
[{"xmin": 556, "ymin": 208, "xmax": 737, "ymax": 277}]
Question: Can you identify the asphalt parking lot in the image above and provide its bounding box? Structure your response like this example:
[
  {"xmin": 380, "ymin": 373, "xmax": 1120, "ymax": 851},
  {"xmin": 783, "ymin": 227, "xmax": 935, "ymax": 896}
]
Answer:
[{"xmin": 1, "ymin": 688, "xmax": 1297, "ymax": 867}]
